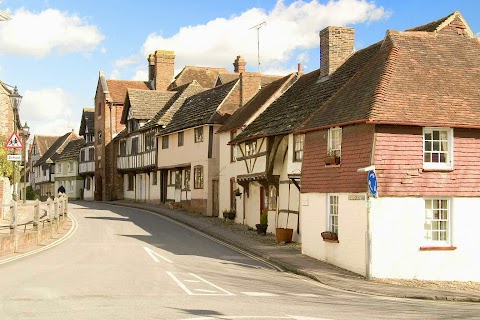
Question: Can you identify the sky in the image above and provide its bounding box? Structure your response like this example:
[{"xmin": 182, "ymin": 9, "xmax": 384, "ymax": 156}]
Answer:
[{"xmin": 0, "ymin": 0, "xmax": 479, "ymax": 138}]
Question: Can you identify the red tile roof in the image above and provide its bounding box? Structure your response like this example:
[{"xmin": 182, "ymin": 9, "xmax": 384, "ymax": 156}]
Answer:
[{"xmin": 106, "ymin": 80, "xmax": 150, "ymax": 103}]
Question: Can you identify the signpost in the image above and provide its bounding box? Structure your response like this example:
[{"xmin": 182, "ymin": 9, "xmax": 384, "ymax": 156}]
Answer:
[
  {"xmin": 7, "ymin": 154, "xmax": 22, "ymax": 161},
  {"xmin": 367, "ymin": 170, "xmax": 378, "ymax": 197},
  {"xmin": 5, "ymin": 132, "xmax": 24, "ymax": 149}
]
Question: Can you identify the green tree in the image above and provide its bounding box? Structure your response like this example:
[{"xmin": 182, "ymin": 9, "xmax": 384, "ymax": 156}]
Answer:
[{"xmin": 0, "ymin": 134, "xmax": 14, "ymax": 181}]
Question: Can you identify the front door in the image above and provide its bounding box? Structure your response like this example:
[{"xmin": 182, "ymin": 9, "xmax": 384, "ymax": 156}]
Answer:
[
  {"xmin": 139, "ymin": 174, "xmax": 143, "ymax": 201},
  {"xmin": 160, "ymin": 170, "xmax": 168, "ymax": 203},
  {"xmin": 212, "ymin": 179, "xmax": 219, "ymax": 217}
]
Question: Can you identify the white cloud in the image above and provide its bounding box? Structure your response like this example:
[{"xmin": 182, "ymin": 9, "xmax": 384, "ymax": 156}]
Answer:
[
  {"xmin": 114, "ymin": 54, "xmax": 142, "ymax": 68},
  {"xmin": 138, "ymin": 0, "xmax": 389, "ymax": 73},
  {"xmin": 18, "ymin": 88, "xmax": 79, "ymax": 135},
  {"xmin": 0, "ymin": 8, "xmax": 105, "ymax": 57}
]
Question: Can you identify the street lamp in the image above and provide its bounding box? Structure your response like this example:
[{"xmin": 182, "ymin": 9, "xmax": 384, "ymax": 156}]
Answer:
[
  {"xmin": 22, "ymin": 122, "xmax": 30, "ymax": 204},
  {"xmin": 9, "ymin": 86, "xmax": 22, "ymax": 201}
]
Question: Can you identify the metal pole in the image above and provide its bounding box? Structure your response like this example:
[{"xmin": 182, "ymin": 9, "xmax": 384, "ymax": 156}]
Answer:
[
  {"xmin": 12, "ymin": 113, "xmax": 17, "ymax": 201},
  {"xmin": 23, "ymin": 137, "xmax": 27, "ymax": 203}
]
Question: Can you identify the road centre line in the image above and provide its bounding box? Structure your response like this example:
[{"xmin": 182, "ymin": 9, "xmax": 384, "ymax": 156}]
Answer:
[{"xmin": 144, "ymin": 246, "xmax": 173, "ymax": 263}]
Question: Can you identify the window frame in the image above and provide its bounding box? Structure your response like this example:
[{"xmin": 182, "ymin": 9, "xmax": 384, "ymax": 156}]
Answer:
[
  {"xmin": 178, "ymin": 131, "xmax": 184, "ymax": 147},
  {"xmin": 184, "ymin": 168, "xmax": 191, "ymax": 190},
  {"xmin": 245, "ymin": 140, "xmax": 257, "ymax": 157},
  {"xmin": 194, "ymin": 127, "xmax": 204, "ymax": 143},
  {"xmin": 127, "ymin": 174, "xmax": 134, "ymax": 191},
  {"xmin": 327, "ymin": 194, "xmax": 339, "ymax": 235},
  {"xmin": 268, "ymin": 185, "xmax": 277, "ymax": 210},
  {"xmin": 423, "ymin": 127, "xmax": 454, "ymax": 170},
  {"xmin": 131, "ymin": 137, "xmax": 139, "ymax": 155},
  {"xmin": 162, "ymin": 135, "xmax": 169, "ymax": 149},
  {"xmin": 327, "ymin": 127, "xmax": 342, "ymax": 158},
  {"xmin": 424, "ymin": 198, "xmax": 451, "ymax": 246},
  {"xmin": 152, "ymin": 171, "xmax": 157, "ymax": 185},
  {"xmin": 293, "ymin": 134, "xmax": 304, "ymax": 162},
  {"xmin": 194, "ymin": 165, "xmax": 204, "ymax": 189}
]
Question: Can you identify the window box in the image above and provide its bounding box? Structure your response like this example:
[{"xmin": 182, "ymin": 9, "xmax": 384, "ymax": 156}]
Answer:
[
  {"xmin": 321, "ymin": 231, "xmax": 338, "ymax": 241},
  {"xmin": 324, "ymin": 155, "xmax": 340, "ymax": 165}
]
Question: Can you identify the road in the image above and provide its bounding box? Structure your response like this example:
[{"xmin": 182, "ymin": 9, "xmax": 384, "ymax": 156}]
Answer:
[{"xmin": 0, "ymin": 202, "xmax": 479, "ymax": 320}]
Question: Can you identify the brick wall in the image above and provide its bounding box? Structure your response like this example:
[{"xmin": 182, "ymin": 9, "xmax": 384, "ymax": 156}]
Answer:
[
  {"xmin": 301, "ymin": 123, "xmax": 374, "ymax": 193},
  {"xmin": 375, "ymin": 125, "xmax": 480, "ymax": 197},
  {"xmin": 319, "ymin": 26, "xmax": 354, "ymax": 78}
]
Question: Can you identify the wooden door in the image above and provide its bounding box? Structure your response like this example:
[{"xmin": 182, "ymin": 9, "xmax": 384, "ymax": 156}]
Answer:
[
  {"xmin": 160, "ymin": 170, "xmax": 168, "ymax": 203},
  {"xmin": 212, "ymin": 179, "xmax": 219, "ymax": 217}
]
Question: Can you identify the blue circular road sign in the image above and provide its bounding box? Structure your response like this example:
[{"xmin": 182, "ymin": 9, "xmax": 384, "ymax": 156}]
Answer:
[{"xmin": 368, "ymin": 170, "xmax": 378, "ymax": 196}]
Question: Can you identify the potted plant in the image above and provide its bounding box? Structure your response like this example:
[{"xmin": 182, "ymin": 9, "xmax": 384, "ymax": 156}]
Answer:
[
  {"xmin": 255, "ymin": 209, "xmax": 268, "ymax": 235},
  {"xmin": 321, "ymin": 231, "xmax": 338, "ymax": 241},
  {"xmin": 233, "ymin": 188, "xmax": 242, "ymax": 197},
  {"xmin": 324, "ymin": 151, "xmax": 340, "ymax": 165},
  {"xmin": 222, "ymin": 209, "xmax": 229, "ymax": 220},
  {"xmin": 227, "ymin": 209, "xmax": 236, "ymax": 220}
]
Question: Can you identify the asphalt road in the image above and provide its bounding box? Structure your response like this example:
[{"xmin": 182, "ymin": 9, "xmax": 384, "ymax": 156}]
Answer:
[{"xmin": 0, "ymin": 201, "xmax": 479, "ymax": 320}]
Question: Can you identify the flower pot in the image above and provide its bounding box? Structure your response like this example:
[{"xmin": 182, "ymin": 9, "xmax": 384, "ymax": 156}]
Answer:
[
  {"xmin": 275, "ymin": 228, "xmax": 293, "ymax": 243},
  {"xmin": 228, "ymin": 211, "xmax": 236, "ymax": 220},
  {"xmin": 255, "ymin": 224, "xmax": 268, "ymax": 235}
]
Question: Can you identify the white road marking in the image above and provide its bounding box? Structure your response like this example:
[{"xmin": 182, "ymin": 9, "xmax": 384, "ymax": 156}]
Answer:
[
  {"xmin": 143, "ymin": 246, "xmax": 173, "ymax": 263},
  {"xmin": 167, "ymin": 271, "xmax": 234, "ymax": 296},
  {"xmin": 287, "ymin": 293, "xmax": 319, "ymax": 297},
  {"xmin": 167, "ymin": 271, "xmax": 194, "ymax": 295},
  {"xmin": 0, "ymin": 214, "xmax": 78, "ymax": 265},
  {"xmin": 241, "ymin": 292, "xmax": 278, "ymax": 297},
  {"xmin": 184, "ymin": 280, "xmax": 201, "ymax": 283}
]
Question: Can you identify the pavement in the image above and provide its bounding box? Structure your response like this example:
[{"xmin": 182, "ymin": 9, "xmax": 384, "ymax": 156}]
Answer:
[{"xmin": 110, "ymin": 200, "xmax": 480, "ymax": 303}]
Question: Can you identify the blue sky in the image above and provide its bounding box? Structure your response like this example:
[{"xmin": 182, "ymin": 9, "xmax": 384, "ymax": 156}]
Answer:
[{"xmin": 1, "ymin": 0, "xmax": 479, "ymax": 137}]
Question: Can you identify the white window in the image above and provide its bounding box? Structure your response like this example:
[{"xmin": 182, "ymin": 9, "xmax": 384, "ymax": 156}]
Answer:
[
  {"xmin": 194, "ymin": 127, "xmax": 203, "ymax": 143},
  {"xmin": 245, "ymin": 141, "xmax": 257, "ymax": 157},
  {"xmin": 69, "ymin": 161, "xmax": 74, "ymax": 173},
  {"xmin": 69, "ymin": 181, "xmax": 74, "ymax": 192},
  {"xmin": 57, "ymin": 163, "xmax": 62, "ymax": 173},
  {"xmin": 328, "ymin": 127, "xmax": 342, "ymax": 158},
  {"xmin": 424, "ymin": 198, "xmax": 450, "ymax": 245},
  {"xmin": 293, "ymin": 134, "xmax": 304, "ymax": 162},
  {"xmin": 328, "ymin": 195, "xmax": 339, "ymax": 235},
  {"xmin": 423, "ymin": 127, "xmax": 453, "ymax": 170}
]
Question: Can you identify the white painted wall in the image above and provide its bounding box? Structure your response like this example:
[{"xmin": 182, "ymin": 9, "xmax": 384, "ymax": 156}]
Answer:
[
  {"xmin": 370, "ymin": 197, "xmax": 480, "ymax": 281},
  {"xmin": 301, "ymin": 192, "xmax": 367, "ymax": 275},
  {"xmin": 149, "ymin": 171, "xmax": 160, "ymax": 201}
]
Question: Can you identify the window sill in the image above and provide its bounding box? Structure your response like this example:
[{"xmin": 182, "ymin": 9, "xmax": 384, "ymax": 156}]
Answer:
[
  {"xmin": 419, "ymin": 246, "xmax": 457, "ymax": 251},
  {"xmin": 324, "ymin": 164, "xmax": 340, "ymax": 168},
  {"xmin": 421, "ymin": 167, "xmax": 454, "ymax": 172},
  {"xmin": 323, "ymin": 239, "xmax": 339, "ymax": 243}
]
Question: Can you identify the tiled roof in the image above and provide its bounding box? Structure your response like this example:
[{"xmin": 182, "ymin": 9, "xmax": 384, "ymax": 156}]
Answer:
[
  {"xmin": 52, "ymin": 138, "xmax": 85, "ymax": 161},
  {"xmin": 121, "ymin": 89, "xmax": 176, "ymax": 123},
  {"xmin": 218, "ymin": 73, "xmax": 298, "ymax": 133},
  {"xmin": 231, "ymin": 42, "xmax": 381, "ymax": 144},
  {"xmin": 35, "ymin": 132, "xmax": 78, "ymax": 166},
  {"xmin": 301, "ymin": 28, "xmax": 480, "ymax": 131},
  {"xmin": 217, "ymin": 73, "xmax": 239, "ymax": 85},
  {"xmin": 406, "ymin": 12, "xmax": 453, "ymax": 32},
  {"xmin": 161, "ymin": 80, "xmax": 239, "ymax": 135},
  {"xmin": 172, "ymin": 66, "xmax": 230, "ymax": 89},
  {"xmin": 105, "ymin": 80, "xmax": 151, "ymax": 103},
  {"xmin": 33, "ymin": 135, "xmax": 61, "ymax": 156},
  {"xmin": 142, "ymin": 81, "xmax": 206, "ymax": 131},
  {"xmin": 79, "ymin": 108, "xmax": 94, "ymax": 136}
]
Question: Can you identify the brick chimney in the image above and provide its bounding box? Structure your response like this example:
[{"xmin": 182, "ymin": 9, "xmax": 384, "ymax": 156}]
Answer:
[
  {"xmin": 319, "ymin": 26, "xmax": 354, "ymax": 79},
  {"xmin": 240, "ymin": 72, "xmax": 261, "ymax": 106},
  {"xmin": 233, "ymin": 55, "xmax": 246, "ymax": 73},
  {"xmin": 153, "ymin": 50, "xmax": 175, "ymax": 91}
]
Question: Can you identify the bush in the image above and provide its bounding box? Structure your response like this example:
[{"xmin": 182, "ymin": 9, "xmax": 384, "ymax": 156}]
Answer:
[
  {"xmin": 26, "ymin": 186, "xmax": 40, "ymax": 200},
  {"xmin": 260, "ymin": 209, "xmax": 268, "ymax": 225}
]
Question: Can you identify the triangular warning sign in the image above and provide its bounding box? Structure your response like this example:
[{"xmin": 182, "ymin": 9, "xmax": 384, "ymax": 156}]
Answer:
[{"xmin": 5, "ymin": 132, "xmax": 24, "ymax": 149}]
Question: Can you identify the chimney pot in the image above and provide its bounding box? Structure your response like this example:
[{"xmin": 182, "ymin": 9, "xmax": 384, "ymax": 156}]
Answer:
[{"xmin": 233, "ymin": 55, "xmax": 247, "ymax": 73}]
